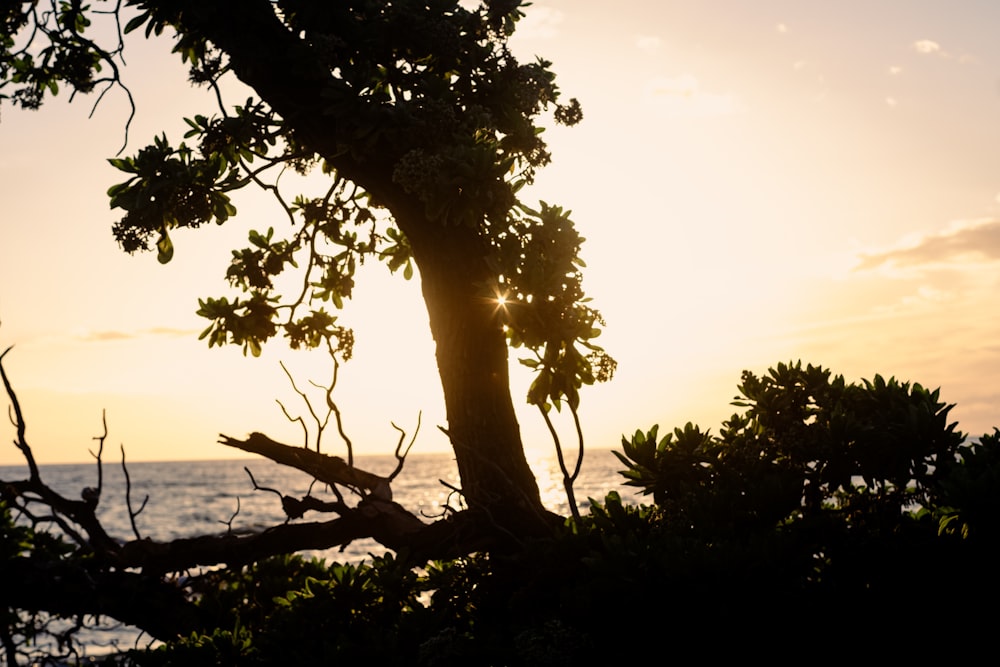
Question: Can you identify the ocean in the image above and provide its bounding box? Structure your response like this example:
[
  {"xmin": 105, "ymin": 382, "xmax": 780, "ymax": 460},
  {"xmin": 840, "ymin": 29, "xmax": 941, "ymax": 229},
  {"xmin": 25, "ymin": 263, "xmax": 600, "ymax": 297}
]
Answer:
[{"xmin": 1, "ymin": 449, "xmax": 640, "ymax": 661}]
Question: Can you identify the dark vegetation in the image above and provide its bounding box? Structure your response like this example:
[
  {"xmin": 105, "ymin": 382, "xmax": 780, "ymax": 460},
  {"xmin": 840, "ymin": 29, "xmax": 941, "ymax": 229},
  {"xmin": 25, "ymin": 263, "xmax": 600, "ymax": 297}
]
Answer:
[
  {"xmin": 4, "ymin": 360, "xmax": 999, "ymax": 664},
  {"xmin": 2, "ymin": 1, "xmax": 999, "ymax": 663}
]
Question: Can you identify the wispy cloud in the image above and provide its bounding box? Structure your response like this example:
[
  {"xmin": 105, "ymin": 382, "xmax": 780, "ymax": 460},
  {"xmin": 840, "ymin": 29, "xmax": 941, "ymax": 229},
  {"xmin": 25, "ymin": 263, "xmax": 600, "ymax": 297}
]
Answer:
[
  {"xmin": 856, "ymin": 219, "xmax": 1000, "ymax": 272},
  {"xmin": 76, "ymin": 327, "xmax": 199, "ymax": 342},
  {"xmin": 775, "ymin": 23, "xmax": 789, "ymax": 34},
  {"xmin": 80, "ymin": 330, "xmax": 133, "ymax": 342},
  {"xmin": 642, "ymin": 74, "xmax": 742, "ymax": 117}
]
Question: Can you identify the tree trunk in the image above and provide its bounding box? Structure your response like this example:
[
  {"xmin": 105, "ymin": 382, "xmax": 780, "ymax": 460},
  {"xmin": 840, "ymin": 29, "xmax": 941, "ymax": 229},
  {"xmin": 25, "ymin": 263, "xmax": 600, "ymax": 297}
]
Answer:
[{"xmin": 401, "ymin": 214, "xmax": 544, "ymax": 515}]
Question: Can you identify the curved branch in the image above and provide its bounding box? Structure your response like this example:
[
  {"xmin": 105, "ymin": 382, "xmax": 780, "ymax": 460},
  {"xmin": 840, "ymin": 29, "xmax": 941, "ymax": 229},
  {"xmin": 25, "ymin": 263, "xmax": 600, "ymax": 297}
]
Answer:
[
  {"xmin": 120, "ymin": 444, "xmax": 148, "ymax": 540},
  {"xmin": 219, "ymin": 432, "xmax": 390, "ymax": 500},
  {"xmin": 87, "ymin": 410, "xmax": 108, "ymax": 504},
  {"xmin": 389, "ymin": 412, "xmax": 421, "ymax": 483},
  {"xmin": 537, "ymin": 404, "xmax": 580, "ymax": 521},
  {"xmin": 117, "ymin": 499, "xmax": 425, "ymax": 574},
  {"xmin": 1, "ymin": 346, "xmax": 36, "ymax": 481},
  {"xmin": 319, "ymin": 343, "xmax": 354, "ymax": 463}
]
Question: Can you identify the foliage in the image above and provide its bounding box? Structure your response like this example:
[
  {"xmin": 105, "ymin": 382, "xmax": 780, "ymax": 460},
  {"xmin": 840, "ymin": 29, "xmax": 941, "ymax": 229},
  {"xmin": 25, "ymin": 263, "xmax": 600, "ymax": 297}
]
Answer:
[
  {"xmin": 1, "ymin": 500, "xmax": 97, "ymax": 667},
  {"xmin": 5, "ymin": 0, "xmax": 1000, "ymax": 660},
  {"xmin": 2, "ymin": 0, "xmax": 617, "ymax": 520},
  {"xmin": 4, "ymin": 361, "xmax": 1000, "ymax": 662},
  {"xmin": 935, "ymin": 427, "xmax": 1000, "ymax": 541},
  {"xmin": 78, "ymin": 0, "xmax": 612, "ymax": 395},
  {"xmin": 616, "ymin": 361, "xmax": 965, "ymax": 533},
  {"xmin": 614, "ymin": 361, "xmax": 1000, "ymax": 600}
]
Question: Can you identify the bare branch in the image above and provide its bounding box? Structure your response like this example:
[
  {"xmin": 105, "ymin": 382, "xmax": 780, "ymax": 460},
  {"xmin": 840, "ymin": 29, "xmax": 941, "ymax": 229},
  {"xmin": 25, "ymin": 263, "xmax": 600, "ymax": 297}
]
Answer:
[
  {"xmin": 120, "ymin": 445, "xmax": 148, "ymax": 540},
  {"xmin": 278, "ymin": 360, "xmax": 329, "ymax": 450},
  {"xmin": 322, "ymin": 341, "xmax": 353, "ymax": 463},
  {"xmin": 275, "ymin": 397, "xmax": 310, "ymax": 449},
  {"xmin": 117, "ymin": 499, "xmax": 428, "ymax": 574},
  {"xmin": 220, "ymin": 432, "xmax": 391, "ymax": 500},
  {"xmin": 219, "ymin": 496, "xmax": 240, "ymax": 535},
  {"xmin": 537, "ymin": 405, "xmax": 580, "ymax": 520},
  {"xmin": 1, "ymin": 346, "xmax": 38, "ymax": 482},
  {"xmin": 86, "ymin": 409, "xmax": 109, "ymax": 507},
  {"xmin": 388, "ymin": 411, "xmax": 421, "ymax": 483},
  {"xmin": 569, "ymin": 404, "xmax": 586, "ymax": 482}
]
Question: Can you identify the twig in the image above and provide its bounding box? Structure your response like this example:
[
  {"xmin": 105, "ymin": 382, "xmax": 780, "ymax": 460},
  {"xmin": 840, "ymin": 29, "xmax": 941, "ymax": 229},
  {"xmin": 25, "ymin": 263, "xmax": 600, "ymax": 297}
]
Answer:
[
  {"xmin": 279, "ymin": 360, "xmax": 320, "ymax": 449},
  {"xmin": 244, "ymin": 466, "xmax": 292, "ymax": 523},
  {"xmin": 537, "ymin": 405, "xmax": 581, "ymax": 521},
  {"xmin": 121, "ymin": 445, "xmax": 148, "ymax": 540},
  {"xmin": 323, "ymin": 340, "xmax": 353, "ymax": 463},
  {"xmin": 244, "ymin": 466, "xmax": 282, "ymax": 500},
  {"xmin": 244, "ymin": 466, "xmax": 347, "ymax": 522},
  {"xmin": 275, "ymin": 396, "xmax": 310, "ymax": 449},
  {"xmin": 388, "ymin": 411, "xmax": 421, "ymax": 482},
  {"xmin": 423, "ymin": 481, "xmax": 465, "ymax": 518},
  {"xmin": 219, "ymin": 497, "xmax": 240, "ymax": 535},
  {"xmin": 86, "ymin": 410, "xmax": 109, "ymax": 506},
  {"xmin": 569, "ymin": 404, "xmax": 586, "ymax": 482},
  {"xmin": 1, "ymin": 345, "xmax": 39, "ymax": 482}
]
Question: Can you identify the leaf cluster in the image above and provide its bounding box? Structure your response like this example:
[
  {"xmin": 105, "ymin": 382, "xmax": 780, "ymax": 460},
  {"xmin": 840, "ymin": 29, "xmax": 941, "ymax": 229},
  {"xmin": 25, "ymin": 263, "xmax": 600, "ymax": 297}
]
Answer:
[
  {"xmin": 616, "ymin": 362, "xmax": 968, "ymax": 532},
  {"xmin": 0, "ymin": 0, "xmax": 109, "ymax": 111},
  {"xmin": 109, "ymin": 134, "xmax": 240, "ymax": 262},
  {"xmin": 613, "ymin": 361, "xmax": 1000, "ymax": 602},
  {"xmin": 492, "ymin": 202, "xmax": 616, "ymax": 412}
]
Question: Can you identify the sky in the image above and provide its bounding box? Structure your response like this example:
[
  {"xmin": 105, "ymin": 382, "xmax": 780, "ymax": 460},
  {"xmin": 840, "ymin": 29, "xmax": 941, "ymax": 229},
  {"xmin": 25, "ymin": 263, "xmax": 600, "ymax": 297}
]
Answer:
[{"xmin": 2, "ymin": 0, "xmax": 1000, "ymax": 465}]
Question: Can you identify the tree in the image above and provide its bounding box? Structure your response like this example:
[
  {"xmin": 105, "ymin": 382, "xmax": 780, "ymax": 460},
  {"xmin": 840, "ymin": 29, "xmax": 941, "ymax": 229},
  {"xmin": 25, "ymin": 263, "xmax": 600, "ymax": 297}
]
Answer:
[
  {"xmin": 1, "ymin": 1, "xmax": 619, "ymax": 659},
  {"xmin": 1, "ymin": 0, "xmax": 613, "ymax": 520}
]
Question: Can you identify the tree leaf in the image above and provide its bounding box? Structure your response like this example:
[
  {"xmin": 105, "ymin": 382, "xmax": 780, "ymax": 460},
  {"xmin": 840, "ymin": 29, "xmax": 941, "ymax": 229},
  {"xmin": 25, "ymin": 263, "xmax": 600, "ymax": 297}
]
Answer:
[{"xmin": 156, "ymin": 232, "xmax": 174, "ymax": 264}]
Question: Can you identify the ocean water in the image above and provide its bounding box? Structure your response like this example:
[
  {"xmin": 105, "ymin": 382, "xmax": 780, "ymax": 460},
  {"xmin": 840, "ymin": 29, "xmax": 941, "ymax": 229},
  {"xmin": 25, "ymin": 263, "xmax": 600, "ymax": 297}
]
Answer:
[{"xmin": 1, "ymin": 449, "xmax": 640, "ymax": 661}]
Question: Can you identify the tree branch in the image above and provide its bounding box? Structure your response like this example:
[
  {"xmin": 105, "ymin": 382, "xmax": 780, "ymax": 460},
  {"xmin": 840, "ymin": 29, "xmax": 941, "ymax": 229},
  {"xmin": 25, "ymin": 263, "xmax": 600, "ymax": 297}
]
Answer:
[{"xmin": 219, "ymin": 432, "xmax": 391, "ymax": 500}]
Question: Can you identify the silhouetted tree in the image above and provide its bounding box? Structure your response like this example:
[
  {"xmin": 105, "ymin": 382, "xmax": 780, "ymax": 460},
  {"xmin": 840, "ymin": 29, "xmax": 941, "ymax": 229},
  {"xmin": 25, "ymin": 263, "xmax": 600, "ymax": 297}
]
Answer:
[
  {"xmin": 1, "ymin": 2, "xmax": 618, "ymax": 660},
  {"xmin": 1, "ymin": 0, "xmax": 613, "ymax": 519}
]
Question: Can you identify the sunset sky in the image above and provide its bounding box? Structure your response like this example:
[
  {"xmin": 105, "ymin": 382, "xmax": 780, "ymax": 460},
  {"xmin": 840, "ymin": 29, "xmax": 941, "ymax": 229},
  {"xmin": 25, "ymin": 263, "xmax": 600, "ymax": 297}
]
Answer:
[{"xmin": 2, "ymin": 0, "xmax": 1000, "ymax": 466}]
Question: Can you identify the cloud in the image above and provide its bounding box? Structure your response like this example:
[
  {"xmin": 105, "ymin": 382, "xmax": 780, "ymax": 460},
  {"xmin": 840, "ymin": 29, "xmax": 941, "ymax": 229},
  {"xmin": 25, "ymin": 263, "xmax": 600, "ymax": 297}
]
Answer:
[
  {"xmin": 76, "ymin": 327, "xmax": 199, "ymax": 342},
  {"xmin": 776, "ymin": 23, "xmax": 788, "ymax": 34},
  {"xmin": 636, "ymin": 35, "xmax": 662, "ymax": 54},
  {"xmin": 80, "ymin": 330, "xmax": 134, "ymax": 342},
  {"xmin": 511, "ymin": 6, "xmax": 564, "ymax": 40},
  {"xmin": 885, "ymin": 96, "xmax": 898, "ymax": 107},
  {"xmin": 856, "ymin": 219, "xmax": 1000, "ymax": 272},
  {"xmin": 912, "ymin": 39, "xmax": 976, "ymax": 63},
  {"xmin": 888, "ymin": 65, "xmax": 902, "ymax": 75},
  {"xmin": 642, "ymin": 74, "xmax": 742, "ymax": 117}
]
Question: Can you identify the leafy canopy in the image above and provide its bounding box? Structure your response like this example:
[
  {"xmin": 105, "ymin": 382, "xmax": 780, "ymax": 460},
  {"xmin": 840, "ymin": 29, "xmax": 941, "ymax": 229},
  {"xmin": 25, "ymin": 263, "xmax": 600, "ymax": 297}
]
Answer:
[{"xmin": 1, "ymin": 0, "xmax": 612, "ymax": 409}]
